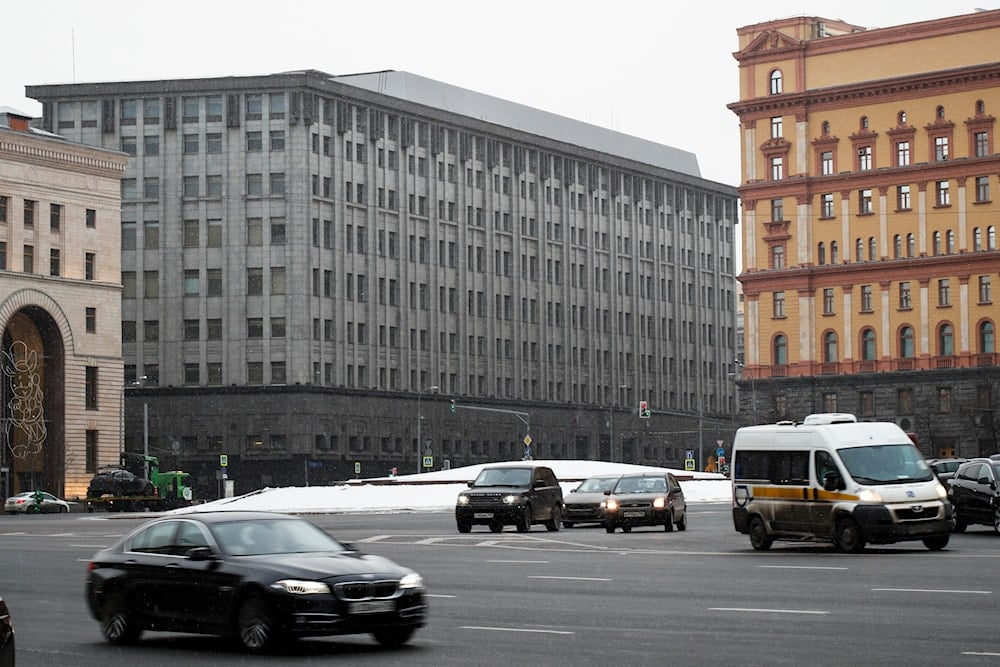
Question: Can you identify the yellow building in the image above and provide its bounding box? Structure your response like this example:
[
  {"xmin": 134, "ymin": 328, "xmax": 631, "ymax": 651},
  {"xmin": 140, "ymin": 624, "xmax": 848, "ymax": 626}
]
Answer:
[
  {"xmin": 0, "ymin": 108, "xmax": 127, "ymax": 499},
  {"xmin": 730, "ymin": 10, "xmax": 1000, "ymax": 456}
]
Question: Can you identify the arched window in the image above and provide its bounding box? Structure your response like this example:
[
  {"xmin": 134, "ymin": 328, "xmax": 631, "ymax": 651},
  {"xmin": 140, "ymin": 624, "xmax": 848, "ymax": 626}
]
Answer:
[
  {"xmin": 861, "ymin": 328, "xmax": 877, "ymax": 361},
  {"xmin": 823, "ymin": 331, "xmax": 839, "ymax": 363},
  {"xmin": 899, "ymin": 326, "xmax": 915, "ymax": 358},
  {"xmin": 990, "ymin": 226, "xmax": 997, "ymax": 250},
  {"xmin": 974, "ymin": 227, "xmax": 983, "ymax": 251},
  {"xmin": 855, "ymin": 238, "xmax": 864, "ymax": 262},
  {"xmin": 946, "ymin": 230, "xmax": 955, "ymax": 254},
  {"xmin": 936, "ymin": 105, "xmax": 946, "ymax": 119},
  {"xmin": 980, "ymin": 321, "xmax": 995, "ymax": 353},
  {"xmin": 868, "ymin": 237, "xmax": 877, "ymax": 261},
  {"xmin": 818, "ymin": 242, "xmax": 826, "ymax": 265},
  {"xmin": 907, "ymin": 233, "xmax": 916, "ymax": 257},
  {"xmin": 770, "ymin": 70, "xmax": 783, "ymax": 95},
  {"xmin": 977, "ymin": 100, "xmax": 986, "ymax": 114},
  {"xmin": 821, "ymin": 120, "xmax": 830, "ymax": 135},
  {"xmin": 898, "ymin": 110, "xmax": 907, "ymax": 124},
  {"xmin": 860, "ymin": 116, "xmax": 869, "ymax": 129},
  {"xmin": 774, "ymin": 334, "xmax": 788, "ymax": 365},
  {"xmin": 932, "ymin": 231, "xmax": 942, "ymax": 255},
  {"xmin": 939, "ymin": 323, "xmax": 954, "ymax": 356},
  {"xmin": 893, "ymin": 235, "xmax": 902, "ymax": 258},
  {"xmin": 830, "ymin": 241, "xmax": 839, "ymax": 264}
]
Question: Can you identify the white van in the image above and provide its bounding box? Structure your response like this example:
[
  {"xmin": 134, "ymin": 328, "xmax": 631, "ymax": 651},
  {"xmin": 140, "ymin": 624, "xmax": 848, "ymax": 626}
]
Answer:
[{"xmin": 731, "ymin": 413, "xmax": 953, "ymax": 552}]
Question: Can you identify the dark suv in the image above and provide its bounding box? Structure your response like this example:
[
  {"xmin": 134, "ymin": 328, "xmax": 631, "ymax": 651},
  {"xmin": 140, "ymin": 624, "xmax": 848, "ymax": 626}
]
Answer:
[
  {"xmin": 947, "ymin": 458, "xmax": 1000, "ymax": 534},
  {"xmin": 455, "ymin": 464, "xmax": 563, "ymax": 533},
  {"xmin": 86, "ymin": 467, "xmax": 153, "ymax": 498}
]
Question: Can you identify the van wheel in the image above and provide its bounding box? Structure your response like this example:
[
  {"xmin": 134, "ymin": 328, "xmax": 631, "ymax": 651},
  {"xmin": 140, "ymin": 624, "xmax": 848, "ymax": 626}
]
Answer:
[
  {"xmin": 922, "ymin": 535, "xmax": 949, "ymax": 550},
  {"xmin": 605, "ymin": 523, "xmax": 615, "ymax": 533},
  {"xmin": 834, "ymin": 518, "xmax": 866, "ymax": 553},
  {"xmin": 748, "ymin": 516, "xmax": 772, "ymax": 551},
  {"xmin": 456, "ymin": 520, "xmax": 472, "ymax": 533}
]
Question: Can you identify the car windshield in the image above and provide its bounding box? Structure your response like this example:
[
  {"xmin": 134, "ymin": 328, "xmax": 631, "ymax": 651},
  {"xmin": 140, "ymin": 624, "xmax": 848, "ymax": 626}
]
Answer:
[
  {"xmin": 837, "ymin": 444, "xmax": 934, "ymax": 485},
  {"xmin": 575, "ymin": 477, "xmax": 619, "ymax": 493},
  {"xmin": 473, "ymin": 468, "xmax": 532, "ymax": 487},
  {"xmin": 614, "ymin": 476, "xmax": 667, "ymax": 494},
  {"xmin": 210, "ymin": 518, "xmax": 347, "ymax": 556}
]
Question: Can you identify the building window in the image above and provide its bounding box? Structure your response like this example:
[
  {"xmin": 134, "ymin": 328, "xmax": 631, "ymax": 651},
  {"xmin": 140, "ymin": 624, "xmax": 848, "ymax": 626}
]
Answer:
[
  {"xmin": 818, "ymin": 242, "xmax": 826, "ymax": 265},
  {"xmin": 247, "ymin": 173, "xmax": 263, "ymax": 196},
  {"xmin": 820, "ymin": 151, "xmax": 834, "ymax": 175},
  {"xmin": 770, "ymin": 198, "xmax": 783, "ymax": 222},
  {"xmin": 184, "ymin": 363, "xmax": 200, "ymax": 385},
  {"xmin": 144, "ymin": 320, "xmax": 159, "ymax": 341},
  {"xmin": 932, "ymin": 231, "xmax": 942, "ymax": 256},
  {"xmin": 907, "ymin": 233, "xmax": 916, "ymax": 257},
  {"xmin": 184, "ymin": 269, "xmax": 200, "ymax": 296},
  {"xmin": 860, "ymin": 285, "xmax": 873, "ymax": 312},
  {"xmin": 769, "ymin": 69, "xmax": 783, "ymax": 95},
  {"xmin": 938, "ymin": 387, "xmax": 952, "ymax": 414},
  {"xmin": 858, "ymin": 146, "xmax": 872, "ymax": 171},
  {"xmin": 183, "ymin": 319, "xmax": 200, "ymax": 341},
  {"xmin": 861, "ymin": 328, "xmax": 876, "ymax": 361},
  {"xmin": 859, "ymin": 391, "xmax": 875, "ymax": 417},
  {"xmin": 770, "ymin": 156, "xmax": 783, "ymax": 180},
  {"xmin": 899, "ymin": 281, "xmax": 912, "ymax": 309},
  {"xmin": 49, "ymin": 203, "xmax": 62, "ymax": 231},
  {"xmin": 23, "ymin": 245, "xmax": 33, "ymax": 273},
  {"xmin": 936, "ymin": 180, "xmax": 950, "ymax": 206},
  {"xmin": 773, "ymin": 334, "xmax": 788, "ymax": 365},
  {"xmin": 183, "ymin": 219, "xmax": 199, "ymax": 247},
  {"xmin": 247, "ymin": 317, "xmax": 263, "ymax": 338},
  {"xmin": 770, "ymin": 245, "xmax": 785, "ymax": 269},
  {"xmin": 976, "ymin": 176, "xmax": 990, "ymax": 203},
  {"xmin": 770, "ymin": 116, "xmax": 782, "ymax": 139},
  {"xmin": 23, "ymin": 199, "xmax": 35, "ymax": 227},
  {"xmin": 85, "ymin": 252, "xmax": 95, "ymax": 280},
  {"xmin": 898, "ymin": 388, "xmax": 914, "ymax": 415},
  {"xmin": 859, "ymin": 189, "xmax": 873, "ymax": 215},
  {"xmin": 144, "ymin": 135, "xmax": 159, "ymax": 156},
  {"xmin": 49, "ymin": 249, "xmax": 60, "ymax": 276},
  {"xmin": 979, "ymin": 275, "xmax": 992, "ymax": 304},
  {"xmin": 897, "ymin": 184, "xmax": 911, "ymax": 210},
  {"xmin": 772, "ymin": 291, "xmax": 786, "ymax": 318},
  {"xmin": 934, "ymin": 136, "xmax": 949, "ymax": 162},
  {"xmin": 247, "ymin": 268, "xmax": 263, "ymax": 295},
  {"xmin": 979, "ymin": 321, "xmax": 995, "ymax": 353},
  {"xmin": 85, "ymin": 307, "xmax": 96, "ymax": 333},
  {"xmin": 938, "ymin": 279, "xmax": 951, "ymax": 306},
  {"xmin": 823, "ymin": 288, "xmax": 835, "ymax": 315},
  {"xmin": 939, "ymin": 323, "xmax": 954, "ymax": 356},
  {"xmin": 86, "ymin": 430, "xmax": 98, "ymax": 473},
  {"xmin": 900, "ymin": 326, "xmax": 915, "ymax": 358},
  {"xmin": 896, "ymin": 141, "xmax": 910, "ymax": 166},
  {"xmin": 820, "ymin": 193, "xmax": 834, "ymax": 218},
  {"xmin": 85, "ymin": 366, "xmax": 99, "ymax": 409},
  {"xmin": 823, "ymin": 332, "xmax": 838, "ymax": 363},
  {"xmin": 975, "ymin": 131, "xmax": 990, "ymax": 158}
]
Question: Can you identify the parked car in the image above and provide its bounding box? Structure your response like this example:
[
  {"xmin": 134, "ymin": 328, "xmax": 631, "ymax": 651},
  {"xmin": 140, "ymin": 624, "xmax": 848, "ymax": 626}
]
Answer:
[
  {"xmin": 562, "ymin": 474, "xmax": 622, "ymax": 528},
  {"xmin": 604, "ymin": 472, "xmax": 687, "ymax": 533},
  {"xmin": 85, "ymin": 511, "xmax": 427, "ymax": 653},
  {"xmin": 0, "ymin": 592, "xmax": 13, "ymax": 666},
  {"xmin": 926, "ymin": 457, "xmax": 967, "ymax": 482},
  {"xmin": 5, "ymin": 490, "xmax": 70, "ymax": 514},
  {"xmin": 947, "ymin": 458, "xmax": 1000, "ymax": 534},
  {"xmin": 86, "ymin": 467, "xmax": 153, "ymax": 498},
  {"xmin": 455, "ymin": 463, "xmax": 563, "ymax": 533}
]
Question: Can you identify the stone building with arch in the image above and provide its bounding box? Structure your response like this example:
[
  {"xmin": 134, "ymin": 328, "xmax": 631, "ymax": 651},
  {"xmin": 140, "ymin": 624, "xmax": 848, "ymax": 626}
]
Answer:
[{"xmin": 0, "ymin": 108, "xmax": 127, "ymax": 499}]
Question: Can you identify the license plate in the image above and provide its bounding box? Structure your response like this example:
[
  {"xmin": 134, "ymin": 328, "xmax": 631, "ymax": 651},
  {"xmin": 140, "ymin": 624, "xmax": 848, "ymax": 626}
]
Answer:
[
  {"xmin": 349, "ymin": 600, "xmax": 395, "ymax": 614},
  {"xmin": 473, "ymin": 512, "xmax": 494, "ymax": 519},
  {"xmin": 623, "ymin": 511, "xmax": 645, "ymax": 518}
]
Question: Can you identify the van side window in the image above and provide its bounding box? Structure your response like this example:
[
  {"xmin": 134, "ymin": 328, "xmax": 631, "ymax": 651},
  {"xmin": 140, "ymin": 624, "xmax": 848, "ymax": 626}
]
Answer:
[
  {"xmin": 815, "ymin": 451, "xmax": 837, "ymax": 483},
  {"xmin": 734, "ymin": 450, "xmax": 809, "ymax": 485}
]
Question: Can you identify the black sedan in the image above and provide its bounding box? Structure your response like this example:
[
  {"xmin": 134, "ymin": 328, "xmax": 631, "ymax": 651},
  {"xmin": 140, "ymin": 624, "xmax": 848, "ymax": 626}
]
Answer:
[
  {"xmin": 603, "ymin": 472, "xmax": 687, "ymax": 533},
  {"xmin": 85, "ymin": 511, "xmax": 426, "ymax": 653}
]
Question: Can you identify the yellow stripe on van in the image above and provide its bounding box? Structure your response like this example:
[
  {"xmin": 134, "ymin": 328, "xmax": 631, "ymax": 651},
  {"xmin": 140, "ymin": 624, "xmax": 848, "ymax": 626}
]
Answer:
[
  {"xmin": 750, "ymin": 486, "xmax": 859, "ymax": 502},
  {"xmin": 814, "ymin": 489, "xmax": 858, "ymax": 502}
]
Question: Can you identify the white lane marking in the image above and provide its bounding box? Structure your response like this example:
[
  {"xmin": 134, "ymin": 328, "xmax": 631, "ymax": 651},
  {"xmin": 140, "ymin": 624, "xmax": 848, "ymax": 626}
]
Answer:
[
  {"xmin": 710, "ymin": 607, "xmax": 829, "ymax": 615},
  {"xmin": 528, "ymin": 575, "xmax": 611, "ymax": 582},
  {"xmin": 758, "ymin": 565, "xmax": 848, "ymax": 570},
  {"xmin": 355, "ymin": 534, "xmax": 392, "ymax": 543},
  {"xmin": 425, "ymin": 594, "xmax": 457, "ymax": 598},
  {"xmin": 488, "ymin": 559, "xmax": 549, "ymax": 564},
  {"xmin": 872, "ymin": 588, "xmax": 991, "ymax": 594},
  {"xmin": 0, "ymin": 532, "xmax": 26, "ymax": 536},
  {"xmin": 963, "ymin": 652, "xmax": 1000, "ymax": 657},
  {"xmin": 462, "ymin": 626, "xmax": 574, "ymax": 635},
  {"xmin": 70, "ymin": 544, "xmax": 110, "ymax": 548}
]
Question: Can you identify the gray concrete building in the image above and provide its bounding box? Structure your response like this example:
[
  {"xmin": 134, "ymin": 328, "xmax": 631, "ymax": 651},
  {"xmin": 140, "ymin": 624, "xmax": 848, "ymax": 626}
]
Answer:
[{"xmin": 27, "ymin": 70, "xmax": 738, "ymax": 494}]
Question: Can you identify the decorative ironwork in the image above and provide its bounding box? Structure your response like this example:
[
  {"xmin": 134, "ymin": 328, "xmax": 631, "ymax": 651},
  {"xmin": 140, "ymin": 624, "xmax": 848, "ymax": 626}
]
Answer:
[{"xmin": 2, "ymin": 340, "xmax": 46, "ymax": 459}]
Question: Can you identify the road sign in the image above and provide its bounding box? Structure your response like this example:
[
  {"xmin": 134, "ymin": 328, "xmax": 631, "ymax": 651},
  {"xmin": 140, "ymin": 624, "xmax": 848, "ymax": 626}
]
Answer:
[
  {"xmin": 684, "ymin": 458, "xmax": 696, "ymax": 471},
  {"xmin": 307, "ymin": 460, "xmax": 323, "ymax": 469},
  {"xmin": 718, "ymin": 456, "xmax": 727, "ymax": 466},
  {"xmin": 523, "ymin": 434, "xmax": 533, "ymax": 446},
  {"xmin": 717, "ymin": 447, "xmax": 725, "ymax": 458},
  {"xmin": 354, "ymin": 461, "xmax": 361, "ymax": 474},
  {"xmin": 685, "ymin": 450, "xmax": 695, "ymax": 459},
  {"xmin": 219, "ymin": 454, "xmax": 228, "ymax": 467},
  {"xmin": 422, "ymin": 456, "xmax": 434, "ymax": 468}
]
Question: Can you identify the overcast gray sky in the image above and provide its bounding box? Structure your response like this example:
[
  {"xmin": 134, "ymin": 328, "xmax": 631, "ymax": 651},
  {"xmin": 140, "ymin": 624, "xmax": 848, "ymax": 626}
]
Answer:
[{"xmin": 1, "ymin": 1, "xmax": 979, "ymax": 186}]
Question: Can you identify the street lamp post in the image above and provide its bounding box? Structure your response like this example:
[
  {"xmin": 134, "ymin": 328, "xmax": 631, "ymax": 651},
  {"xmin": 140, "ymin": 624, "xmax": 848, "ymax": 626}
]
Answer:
[
  {"xmin": 416, "ymin": 385, "xmax": 439, "ymax": 474},
  {"xmin": 610, "ymin": 384, "xmax": 627, "ymax": 463},
  {"xmin": 734, "ymin": 359, "xmax": 757, "ymax": 424}
]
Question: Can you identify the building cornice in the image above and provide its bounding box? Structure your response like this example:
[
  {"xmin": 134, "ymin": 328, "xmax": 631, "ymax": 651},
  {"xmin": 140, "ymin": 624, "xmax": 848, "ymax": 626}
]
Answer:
[{"xmin": 0, "ymin": 130, "xmax": 128, "ymax": 177}]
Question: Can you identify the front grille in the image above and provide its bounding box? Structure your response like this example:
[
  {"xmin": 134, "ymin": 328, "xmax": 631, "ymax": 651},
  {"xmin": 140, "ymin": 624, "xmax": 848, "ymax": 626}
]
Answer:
[
  {"xmin": 333, "ymin": 580, "xmax": 399, "ymax": 601},
  {"xmin": 566, "ymin": 503, "xmax": 601, "ymax": 512},
  {"xmin": 619, "ymin": 501, "xmax": 652, "ymax": 510},
  {"xmin": 894, "ymin": 505, "xmax": 941, "ymax": 521},
  {"xmin": 468, "ymin": 493, "xmax": 507, "ymax": 507}
]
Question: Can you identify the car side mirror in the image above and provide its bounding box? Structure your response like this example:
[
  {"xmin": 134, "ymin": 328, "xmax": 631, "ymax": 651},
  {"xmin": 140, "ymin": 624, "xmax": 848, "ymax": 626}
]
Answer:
[
  {"xmin": 533, "ymin": 479, "xmax": 545, "ymax": 489},
  {"xmin": 186, "ymin": 546, "xmax": 217, "ymax": 561},
  {"xmin": 822, "ymin": 472, "xmax": 844, "ymax": 492},
  {"xmin": 977, "ymin": 476, "xmax": 990, "ymax": 486},
  {"xmin": 604, "ymin": 489, "xmax": 612, "ymax": 496},
  {"xmin": 467, "ymin": 481, "xmax": 474, "ymax": 487}
]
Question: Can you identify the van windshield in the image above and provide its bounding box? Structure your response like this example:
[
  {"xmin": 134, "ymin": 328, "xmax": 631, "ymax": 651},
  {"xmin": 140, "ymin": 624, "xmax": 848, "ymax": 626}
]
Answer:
[{"xmin": 836, "ymin": 444, "xmax": 934, "ymax": 485}]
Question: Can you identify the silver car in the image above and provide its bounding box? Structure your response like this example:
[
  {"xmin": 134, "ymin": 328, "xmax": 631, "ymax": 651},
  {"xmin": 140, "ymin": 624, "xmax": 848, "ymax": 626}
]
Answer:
[
  {"xmin": 562, "ymin": 474, "xmax": 622, "ymax": 528},
  {"xmin": 5, "ymin": 491, "xmax": 71, "ymax": 514}
]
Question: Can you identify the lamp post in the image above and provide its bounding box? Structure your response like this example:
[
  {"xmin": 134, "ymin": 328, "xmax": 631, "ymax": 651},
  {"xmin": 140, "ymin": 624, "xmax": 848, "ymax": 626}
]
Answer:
[
  {"xmin": 734, "ymin": 359, "xmax": 756, "ymax": 424},
  {"xmin": 119, "ymin": 375, "xmax": 146, "ymax": 464},
  {"xmin": 609, "ymin": 383, "xmax": 628, "ymax": 463},
  {"xmin": 416, "ymin": 385, "xmax": 439, "ymax": 474}
]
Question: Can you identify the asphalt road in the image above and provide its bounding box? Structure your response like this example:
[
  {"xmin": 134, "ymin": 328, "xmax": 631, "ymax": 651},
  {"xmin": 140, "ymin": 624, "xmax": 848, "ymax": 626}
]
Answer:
[{"xmin": 2, "ymin": 505, "xmax": 998, "ymax": 666}]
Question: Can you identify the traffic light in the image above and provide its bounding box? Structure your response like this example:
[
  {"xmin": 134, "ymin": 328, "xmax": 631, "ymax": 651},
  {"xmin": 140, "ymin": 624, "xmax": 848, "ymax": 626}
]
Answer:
[
  {"xmin": 638, "ymin": 400, "xmax": 651, "ymax": 418},
  {"xmin": 449, "ymin": 399, "xmax": 456, "ymax": 414}
]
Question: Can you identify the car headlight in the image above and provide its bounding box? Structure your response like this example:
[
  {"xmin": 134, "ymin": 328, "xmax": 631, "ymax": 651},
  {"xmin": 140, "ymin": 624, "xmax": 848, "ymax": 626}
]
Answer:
[
  {"xmin": 456, "ymin": 494, "xmax": 470, "ymax": 505},
  {"xmin": 399, "ymin": 572, "xmax": 424, "ymax": 590},
  {"xmin": 503, "ymin": 494, "xmax": 520, "ymax": 505},
  {"xmin": 935, "ymin": 483, "xmax": 947, "ymax": 499},
  {"xmin": 606, "ymin": 498, "xmax": 619, "ymax": 511},
  {"xmin": 271, "ymin": 579, "xmax": 330, "ymax": 595},
  {"xmin": 858, "ymin": 489, "xmax": 883, "ymax": 503},
  {"xmin": 652, "ymin": 497, "xmax": 666, "ymax": 509}
]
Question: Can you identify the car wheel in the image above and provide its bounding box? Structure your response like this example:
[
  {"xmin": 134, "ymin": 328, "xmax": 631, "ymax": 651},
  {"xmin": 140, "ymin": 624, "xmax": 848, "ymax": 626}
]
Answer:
[
  {"xmin": 748, "ymin": 516, "xmax": 772, "ymax": 551},
  {"xmin": 922, "ymin": 535, "xmax": 949, "ymax": 551},
  {"xmin": 59, "ymin": 505, "xmax": 68, "ymax": 514},
  {"xmin": 488, "ymin": 522, "xmax": 503, "ymax": 533},
  {"xmin": 605, "ymin": 523, "xmax": 615, "ymax": 533},
  {"xmin": 372, "ymin": 626, "xmax": 415, "ymax": 647},
  {"xmin": 237, "ymin": 594, "xmax": 280, "ymax": 653},
  {"xmin": 621, "ymin": 524, "xmax": 632, "ymax": 533},
  {"xmin": 545, "ymin": 505, "xmax": 561, "ymax": 532},
  {"xmin": 516, "ymin": 507, "xmax": 532, "ymax": 532},
  {"xmin": 562, "ymin": 521, "xmax": 575, "ymax": 529},
  {"xmin": 994, "ymin": 509, "xmax": 1000, "ymax": 536},
  {"xmin": 457, "ymin": 520, "xmax": 472, "ymax": 534},
  {"xmin": 101, "ymin": 592, "xmax": 142, "ymax": 645},
  {"xmin": 664, "ymin": 509, "xmax": 674, "ymax": 532},
  {"xmin": 834, "ymin": 518, "xmax": 866, "ymax": 553},
  {"xmin": 953, "ymin": 513, "xmax": 967, "ymax": 533},
  {"xmin": 676, "ymin": 511, "xmax": 687, "ymax": 531}
]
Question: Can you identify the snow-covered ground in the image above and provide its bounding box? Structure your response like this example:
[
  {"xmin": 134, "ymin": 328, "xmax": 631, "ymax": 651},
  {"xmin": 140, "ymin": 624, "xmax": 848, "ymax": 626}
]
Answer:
[{"xmin": 172, "ymin": 460, "xmax": 732, "ymax": 515}]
